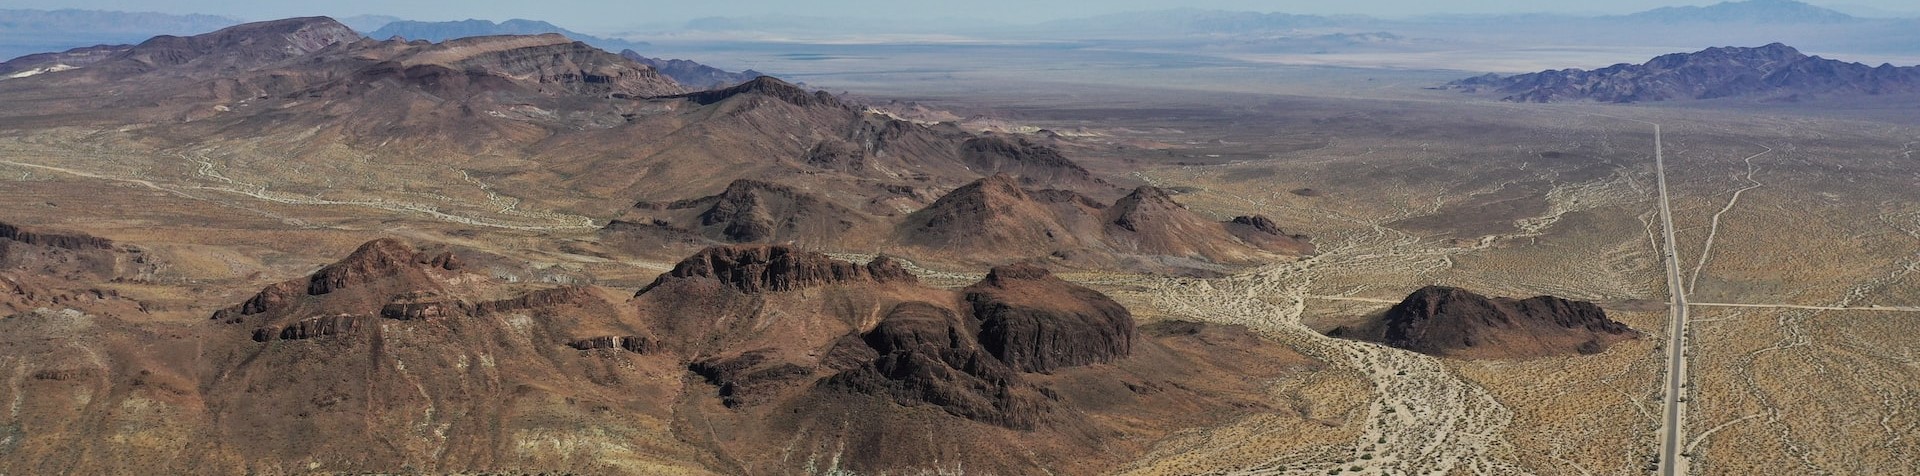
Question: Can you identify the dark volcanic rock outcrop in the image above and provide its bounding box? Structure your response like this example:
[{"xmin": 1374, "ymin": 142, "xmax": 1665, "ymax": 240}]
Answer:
[
  {"xmin": 1449, "ymin": 43, "xmax": 1920, "ymax": 102},
  {"xmin": 210, "ymin": 238, "xmax": 599, "ymax": 340},
  {"xmin": 0, "ymin": 221, "xmax": 113, "ymax": 250},
  {"xmin": 304, "ymin": 238, "xmax": 452, "ymax": 295},
  {"xmin": 641, "ymin": 245, "xmax": 915, "ymax": 294},
  {"xmin": 826, "ymin": 301, "xmax": 1050, "ymax": 428},
  {"xmin": 1335, "ymin": 286, "xmax": 1640, "ymax": 358},
  {"xmin": 1225, "ymin": 215, "xmax": 1316, "ymax": 255},
  {"xmin": 964, "ymin": 263, "xmax": 1134, "ymax": 373}
]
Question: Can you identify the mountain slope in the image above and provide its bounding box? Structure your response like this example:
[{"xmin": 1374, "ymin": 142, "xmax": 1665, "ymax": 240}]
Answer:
[{"xmin": 1448, "ymin": 43, "xmax": 1920, "ymax": 102}]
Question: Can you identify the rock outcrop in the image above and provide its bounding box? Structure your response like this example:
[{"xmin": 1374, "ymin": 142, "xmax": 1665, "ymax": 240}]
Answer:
[
  {"xmin": 825, "ymin": 301, "xmax": 1050, "ymax": 428},
  {"xmin": 964, "ymin": 263, "xmax": 1135, "ymax": 372},
  {"xmin": 565, "ymin": 335, "xmax": 656, "ymax": 353},
  {"xmin": 1224, "ymin": 215, "xmax": 1316, "ymax": 255},
  {"xmin": 0, "ymin": 221, "xmax": 113, "ymax": 250},
  {"xmin": 640, "ymin": 245, "xmax": 916, "ymax": 295},
  {"xmin": 1334, "ymin": 286, "xmax": 1641, "ymax": 358}
]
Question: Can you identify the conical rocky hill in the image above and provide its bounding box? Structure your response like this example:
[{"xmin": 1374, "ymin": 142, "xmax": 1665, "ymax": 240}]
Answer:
[{"xmin": 1329, "ymin": 286, "xmax": 1642, "ymax": 358}]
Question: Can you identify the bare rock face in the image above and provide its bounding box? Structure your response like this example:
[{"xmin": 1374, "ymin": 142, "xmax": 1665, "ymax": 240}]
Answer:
[
  {"xmin": 964, "ymin": 263, "xmax": 1134, "ymax": 373},
  {"xmin": 565, "ymin": 335, "xmax": 656, "ymax": 353},
  {"xmin": 1225, "ymin": 215, "xmax": 1316, "ymax": 255},
  {"xmin": 0, "ymin": 221, "xmax": 113, "ymax": 250},
  {"xmin": 690, "ymin": 350, "xmax": 816, "ymax": 407},
  {"xmin": 641, "ymin": 244, "xmax": 916, "ymax": 294},
  {"xmin": 471, "ymin": 285, "xmax": 592, "ymax": 315},
  {"xmin": 305, "ymin": 238, "xmax": 433, "ymax": 295},
  {"xmin": 1342, "ymin": 286, "xmax": 1641, "ymax": 358},
  {"xmin": 252, "ymin": 315, "xmax": 365, "ymax": 342}
]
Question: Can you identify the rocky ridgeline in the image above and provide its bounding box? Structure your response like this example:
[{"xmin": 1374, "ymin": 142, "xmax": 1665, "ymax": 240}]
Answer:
[
  {"xmin": 670, "ymin": 76, "xmax": 842, "ymax": 108},
  {"xmin": 1449, "ymin": 43, "xmax": 1920, "ymax": 102},
  {"xmin": 0, "ymin": 221, "xmax": 113, "ymax": 250},
  {"xmin": 641, "ymin": 244, "xmax": 916, "ymax": 294}
]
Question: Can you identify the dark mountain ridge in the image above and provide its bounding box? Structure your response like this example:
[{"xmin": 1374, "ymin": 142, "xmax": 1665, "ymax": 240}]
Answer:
[{"xmin": 1448, "ymin": 43, "xmax": 1920, "ymax": 102}]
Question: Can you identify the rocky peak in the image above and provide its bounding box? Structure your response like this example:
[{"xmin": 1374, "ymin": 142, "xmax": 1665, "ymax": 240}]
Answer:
[
  {"xmin": 1366, "ymin": 286, "xmax": 1640, "ymax": 358},
  {"xmin": 308, "ymin": 238, "xmax": 425, "ymax": 295},
  {"xmin": 1108, "ymin": 186, "xmax": 1185, "ymax": 232},
  {"xmin": 212, "ymin": 238, "xmax": 459, "ymax": 322},
  {"xmin": 641, "ymin": 245, "xmax": 916, "ymax": 295}
]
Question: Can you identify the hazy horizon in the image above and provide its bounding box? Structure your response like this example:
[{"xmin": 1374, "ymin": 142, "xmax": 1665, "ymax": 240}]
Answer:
[{"xmin": 8, "ymin": 0, "xmax": 1918, "ymax": 33}]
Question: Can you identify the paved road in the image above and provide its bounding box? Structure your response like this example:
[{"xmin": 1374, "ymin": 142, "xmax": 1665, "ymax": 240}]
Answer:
[
  {"xmin": 1651, "ymin": 123, "xmax": 1691, "ymax": 476},
  {"xmin": 1690, "ymin": 302, "xmax": 1920, "ymax": 312}
]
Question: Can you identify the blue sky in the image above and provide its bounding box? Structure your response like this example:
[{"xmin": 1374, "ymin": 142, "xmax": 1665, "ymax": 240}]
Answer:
[{"xmin": 8, "ymin": 0, "xmax": 1915, "ymax": 31}]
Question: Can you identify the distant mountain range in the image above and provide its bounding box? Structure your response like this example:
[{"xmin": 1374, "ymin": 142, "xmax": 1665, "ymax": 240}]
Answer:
[
  {"xmin": 0, "ymin": 9, "xmax": 239, "ymax": 61},
  {"xmin": 1620, "ymin": 0, "xmax": 1861, "ymax": 23},
  {"xmin": 1447, "ymin": 43, "xmax": 1920, "ymax": 102},
  {"xmin": 368, "ymin": 19, "xmax": 650, "ymax": 51}
]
